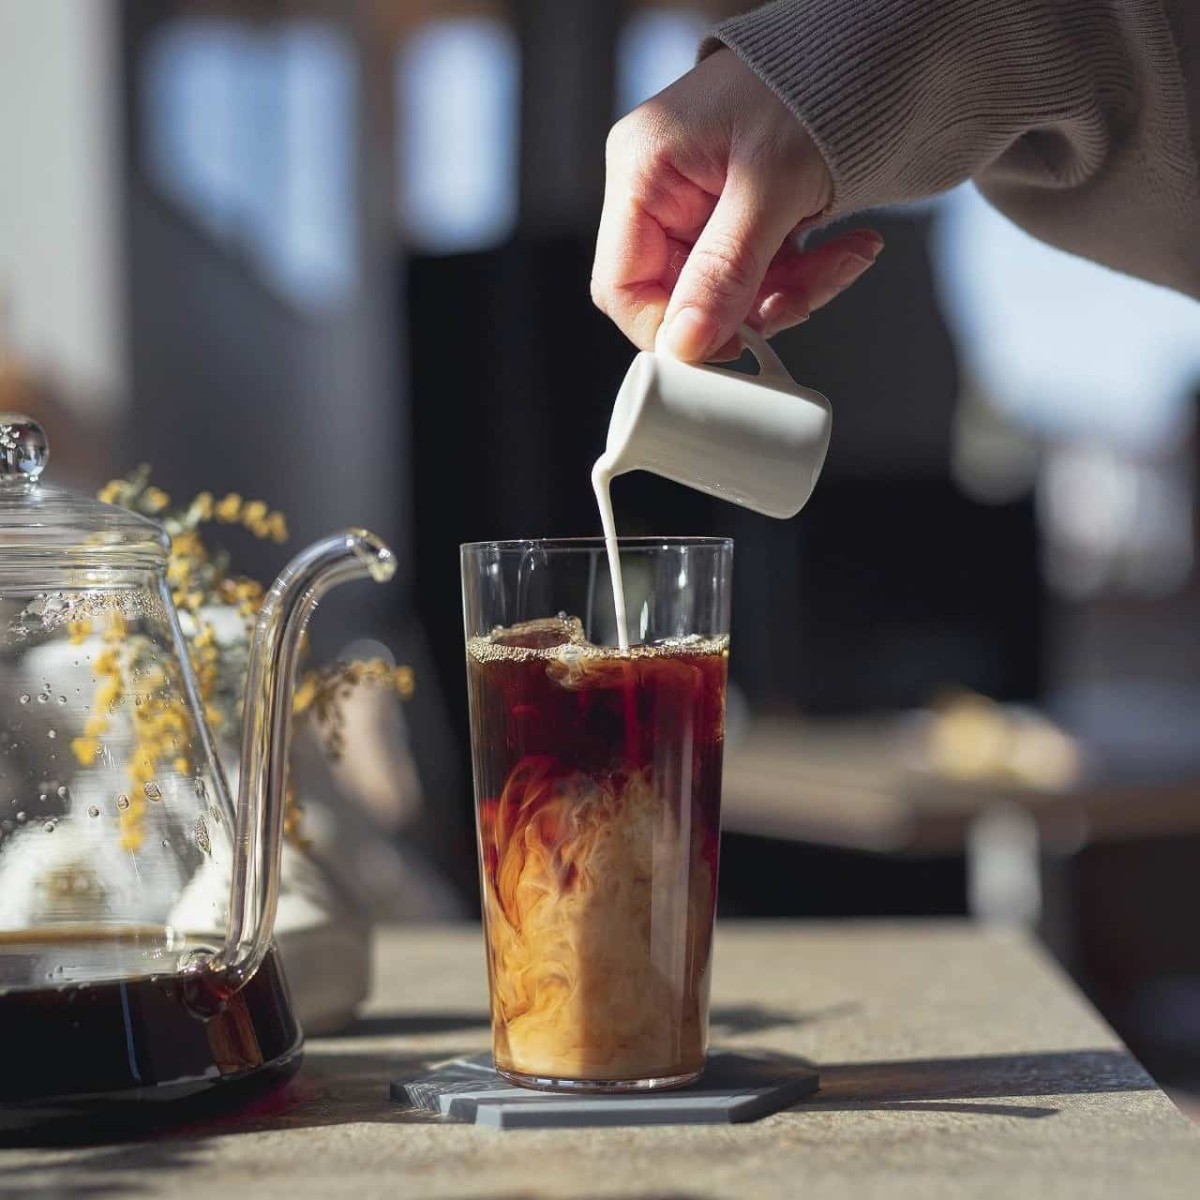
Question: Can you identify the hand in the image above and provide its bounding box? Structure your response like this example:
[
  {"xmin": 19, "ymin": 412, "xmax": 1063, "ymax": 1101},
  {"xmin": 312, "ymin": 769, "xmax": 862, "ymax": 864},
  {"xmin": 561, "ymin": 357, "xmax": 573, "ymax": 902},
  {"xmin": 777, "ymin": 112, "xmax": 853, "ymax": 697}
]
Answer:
[{"xmin": 592, "ymin": 49, "xmax": 883, "ymax": 362}]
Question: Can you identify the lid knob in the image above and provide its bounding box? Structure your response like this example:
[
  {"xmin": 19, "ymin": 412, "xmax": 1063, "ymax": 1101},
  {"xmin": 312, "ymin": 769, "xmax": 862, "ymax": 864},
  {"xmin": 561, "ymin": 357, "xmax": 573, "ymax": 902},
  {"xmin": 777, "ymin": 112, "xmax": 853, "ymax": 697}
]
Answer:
[{"xmin": 0, "ymin": 413, "xmax": 48, "ymax": 489}]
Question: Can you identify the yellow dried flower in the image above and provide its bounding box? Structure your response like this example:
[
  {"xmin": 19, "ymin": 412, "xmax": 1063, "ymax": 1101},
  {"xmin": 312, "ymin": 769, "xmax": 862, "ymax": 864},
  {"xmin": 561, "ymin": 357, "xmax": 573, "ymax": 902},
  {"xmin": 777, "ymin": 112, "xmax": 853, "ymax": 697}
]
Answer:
[
  {"xmin": 72, "ymin": 737, "xmax": 100, "ymax": 765},
  {"xmin": 86, "ymin": 468, "xmax": 413, "ymax": 850},
  {"xmin": 394, "ymin": 665, "xmax": 415, "ymax": 699},
  {"xmin": 293, "ymin": 675, "xmax": 318, "ymax": 715},
  {"xmin": 215, "ymin": 493, "xmax": 243, "ymax": 523},
  {"xmin": 143, "ymin": 487, "xmax": 171, "ymax": 513},
  {"xmin": 241, "ymin": 500, "xmax": 268, "ymax": 528}
]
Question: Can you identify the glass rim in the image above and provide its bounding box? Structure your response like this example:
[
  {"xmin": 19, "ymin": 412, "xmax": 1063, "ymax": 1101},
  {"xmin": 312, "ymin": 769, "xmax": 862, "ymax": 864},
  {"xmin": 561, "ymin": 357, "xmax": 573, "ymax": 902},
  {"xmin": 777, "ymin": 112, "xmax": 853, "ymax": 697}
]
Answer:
[{"xmin": 461, "ymin": 536, "xmax": 733, "ymax": 555}]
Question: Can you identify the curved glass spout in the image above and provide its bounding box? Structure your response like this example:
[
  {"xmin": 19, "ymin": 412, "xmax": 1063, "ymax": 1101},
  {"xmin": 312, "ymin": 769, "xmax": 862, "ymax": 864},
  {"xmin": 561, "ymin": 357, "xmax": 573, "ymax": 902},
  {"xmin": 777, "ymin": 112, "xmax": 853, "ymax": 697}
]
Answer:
[{"xmin": 208, "ymin": 530, "xmax": 395, "ymax": 992}]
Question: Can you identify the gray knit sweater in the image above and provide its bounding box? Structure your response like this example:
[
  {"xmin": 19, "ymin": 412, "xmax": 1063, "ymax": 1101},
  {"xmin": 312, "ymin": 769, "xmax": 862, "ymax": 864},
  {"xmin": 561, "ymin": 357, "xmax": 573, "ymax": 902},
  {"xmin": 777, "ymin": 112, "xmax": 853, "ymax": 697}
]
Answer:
[{"xmin": 702, "ymin": 0, "xmax": 1200, "ymax": 298}]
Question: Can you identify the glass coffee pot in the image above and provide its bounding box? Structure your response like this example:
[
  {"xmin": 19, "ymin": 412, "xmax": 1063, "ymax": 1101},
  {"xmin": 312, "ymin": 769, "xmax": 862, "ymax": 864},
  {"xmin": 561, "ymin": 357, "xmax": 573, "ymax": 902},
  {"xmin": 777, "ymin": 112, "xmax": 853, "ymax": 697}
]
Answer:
[{"xmin": 0, "ymin": 415, "xmax": 395, "ymax": 1133}]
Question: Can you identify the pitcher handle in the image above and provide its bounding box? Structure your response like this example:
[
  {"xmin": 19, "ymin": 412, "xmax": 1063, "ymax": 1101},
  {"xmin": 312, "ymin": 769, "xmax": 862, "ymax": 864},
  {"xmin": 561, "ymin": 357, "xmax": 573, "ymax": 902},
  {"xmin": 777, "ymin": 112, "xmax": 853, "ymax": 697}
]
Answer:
[
  {"xmin": 736, "ymin": 324, "xmax": 794, "ymax": 384},
  {"xmin": 654, "ymin": 320, "xmax": 796, "ymax": 383}
]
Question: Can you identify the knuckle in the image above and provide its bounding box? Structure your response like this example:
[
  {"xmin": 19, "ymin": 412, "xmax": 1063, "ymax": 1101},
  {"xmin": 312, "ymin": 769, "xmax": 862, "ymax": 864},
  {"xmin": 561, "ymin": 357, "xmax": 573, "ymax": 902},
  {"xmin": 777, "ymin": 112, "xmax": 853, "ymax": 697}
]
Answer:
[
  {"xmin": 605, "ymin": 111, "xmax": 643, "ymax": 163},
  {"xmin": 607, "ymin": 105, "xmax": 673, "ymax": 175},
  {"xmin": 690, "ymin": 231, "xmax": 760, "ymax": 300}
]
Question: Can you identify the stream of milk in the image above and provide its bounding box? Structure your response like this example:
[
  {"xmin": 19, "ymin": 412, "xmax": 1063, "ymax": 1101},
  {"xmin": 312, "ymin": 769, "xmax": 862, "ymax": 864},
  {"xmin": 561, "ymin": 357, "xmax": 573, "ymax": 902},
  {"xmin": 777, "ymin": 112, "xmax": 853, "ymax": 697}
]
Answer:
[{"xmin": 590, "ymin": 452, "xmax": 629, "ymax": 652}]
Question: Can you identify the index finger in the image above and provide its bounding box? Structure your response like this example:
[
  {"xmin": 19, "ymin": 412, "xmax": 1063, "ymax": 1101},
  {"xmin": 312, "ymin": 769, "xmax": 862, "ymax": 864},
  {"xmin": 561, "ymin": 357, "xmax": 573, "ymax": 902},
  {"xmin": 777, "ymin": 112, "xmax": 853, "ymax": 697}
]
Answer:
[
  {"xmin": 591, "ymin": 189, "xmax": 675, "ymax": 351},
  {"xmin": 591, "ymin": 122, "xmax": 716, "ymax": 350}
]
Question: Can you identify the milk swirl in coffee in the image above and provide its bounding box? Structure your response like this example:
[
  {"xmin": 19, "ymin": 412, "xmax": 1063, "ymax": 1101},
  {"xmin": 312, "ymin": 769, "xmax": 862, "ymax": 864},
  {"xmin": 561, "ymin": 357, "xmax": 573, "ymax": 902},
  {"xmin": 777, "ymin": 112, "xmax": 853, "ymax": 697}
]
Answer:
[{"xmin": 467, "ymin": 616, "xmax": 725, "ymax": 1085}]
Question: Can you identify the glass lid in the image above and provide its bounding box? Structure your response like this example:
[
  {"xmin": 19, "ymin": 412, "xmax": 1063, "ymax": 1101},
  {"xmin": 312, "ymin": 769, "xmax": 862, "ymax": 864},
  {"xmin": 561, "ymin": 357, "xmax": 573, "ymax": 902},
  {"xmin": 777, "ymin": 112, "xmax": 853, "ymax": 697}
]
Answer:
[{"xmin": 0, "ymin": 414, "xmax": 168, "ymax": 570}]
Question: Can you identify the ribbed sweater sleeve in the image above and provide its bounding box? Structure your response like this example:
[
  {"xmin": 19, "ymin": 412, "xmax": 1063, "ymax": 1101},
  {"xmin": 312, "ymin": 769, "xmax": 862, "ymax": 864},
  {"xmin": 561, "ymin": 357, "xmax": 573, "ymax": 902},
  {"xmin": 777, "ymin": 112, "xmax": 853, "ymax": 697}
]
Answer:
[{"xmin": 702, "ymin": 0, "xmax": 1200, "ymax": 298}]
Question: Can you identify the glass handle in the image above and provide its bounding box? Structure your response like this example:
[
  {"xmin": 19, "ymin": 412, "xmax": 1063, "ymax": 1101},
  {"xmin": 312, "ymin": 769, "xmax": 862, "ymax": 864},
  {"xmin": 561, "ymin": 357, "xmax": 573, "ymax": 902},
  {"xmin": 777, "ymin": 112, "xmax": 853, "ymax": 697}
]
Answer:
[{"xmin": 205, "ymin": 530, "xmax": 395, "ymax": 994}]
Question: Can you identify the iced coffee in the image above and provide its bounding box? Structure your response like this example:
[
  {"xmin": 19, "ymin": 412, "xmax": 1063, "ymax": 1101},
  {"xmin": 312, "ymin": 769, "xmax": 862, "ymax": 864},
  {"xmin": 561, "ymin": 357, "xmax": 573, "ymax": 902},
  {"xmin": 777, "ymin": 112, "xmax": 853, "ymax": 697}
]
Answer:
[{"xmin": 466, "ymin": 616, "xmax": 726, "ymax": 1089}]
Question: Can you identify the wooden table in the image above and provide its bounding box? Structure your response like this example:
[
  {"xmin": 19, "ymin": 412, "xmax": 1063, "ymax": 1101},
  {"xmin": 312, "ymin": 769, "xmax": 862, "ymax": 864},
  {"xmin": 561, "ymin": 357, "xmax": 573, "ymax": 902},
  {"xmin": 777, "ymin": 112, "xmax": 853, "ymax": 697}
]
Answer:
[{"xmin": 6, "ymin": 923, "xmax": 1200, "ymax": 1198}]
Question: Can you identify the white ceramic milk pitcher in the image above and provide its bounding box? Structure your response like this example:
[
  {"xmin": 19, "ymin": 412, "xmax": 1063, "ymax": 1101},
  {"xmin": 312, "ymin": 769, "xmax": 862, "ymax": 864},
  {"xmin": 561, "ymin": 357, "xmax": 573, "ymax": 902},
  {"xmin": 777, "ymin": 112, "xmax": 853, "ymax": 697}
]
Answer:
[{"xmin": 592, "ymin": 325, "xmax": 831, "ymax": 518}]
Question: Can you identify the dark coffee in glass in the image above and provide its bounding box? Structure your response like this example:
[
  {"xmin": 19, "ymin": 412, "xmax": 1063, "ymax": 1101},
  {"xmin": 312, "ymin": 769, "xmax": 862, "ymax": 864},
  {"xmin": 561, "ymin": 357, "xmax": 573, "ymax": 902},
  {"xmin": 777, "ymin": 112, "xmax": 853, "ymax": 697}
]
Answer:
[{"xmin": 467, "ymin": 610, "xmax": 727, "ymax": 1091}]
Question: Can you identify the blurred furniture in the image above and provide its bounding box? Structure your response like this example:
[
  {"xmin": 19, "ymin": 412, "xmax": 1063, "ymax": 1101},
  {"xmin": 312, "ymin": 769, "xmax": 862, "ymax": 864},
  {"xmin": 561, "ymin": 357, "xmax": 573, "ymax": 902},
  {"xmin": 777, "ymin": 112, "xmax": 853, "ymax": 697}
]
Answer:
[
  {"xmin": 9, "ymin": 922, "xmax": 1198, "ymax": 1192},
  {"xmin": 723, "ymin": 714, "xmax": 1200, "ymax": 854},
  {"xmin": 723, "ymin": 712, "xmax": 1200, "ymax": 920}
]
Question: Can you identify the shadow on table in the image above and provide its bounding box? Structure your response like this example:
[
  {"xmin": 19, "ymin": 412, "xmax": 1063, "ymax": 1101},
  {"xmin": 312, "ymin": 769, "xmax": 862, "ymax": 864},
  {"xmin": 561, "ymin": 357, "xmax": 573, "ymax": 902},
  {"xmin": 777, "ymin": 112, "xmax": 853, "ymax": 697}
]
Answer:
[
  {"xmin": 0, "ymin": 1026, "xmax": 1150, "ymax": 1194},
  {"xmin": 805, "ymin": 1048, "xmax": 1155, "ymax": 1120},
  {"xmin": 0, "ymin": 999, "xmax": 845, "ymax": 1184},
  {"xmin": 711, "ymin": 1002, "xmax": 857, "ymax": 1036},
  {"xmin": 339, "ymin": 1010, "xmax": 491, "ymax": 1037},
  {"xmin": 0, "ymin": 1047, "xmax": 457, "ymax": 1192},
  {"xmin": 0, "ymin": 1139, "xmax": 211, "ymax": 1199}
]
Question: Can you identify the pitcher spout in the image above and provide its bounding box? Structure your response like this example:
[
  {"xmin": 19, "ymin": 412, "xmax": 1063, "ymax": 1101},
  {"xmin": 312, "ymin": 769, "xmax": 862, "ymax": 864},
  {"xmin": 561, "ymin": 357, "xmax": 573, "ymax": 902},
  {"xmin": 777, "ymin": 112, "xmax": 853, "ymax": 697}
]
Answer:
[{"xmin": 208, "ymin": 530, "xmax": 395, "ymax": 990}]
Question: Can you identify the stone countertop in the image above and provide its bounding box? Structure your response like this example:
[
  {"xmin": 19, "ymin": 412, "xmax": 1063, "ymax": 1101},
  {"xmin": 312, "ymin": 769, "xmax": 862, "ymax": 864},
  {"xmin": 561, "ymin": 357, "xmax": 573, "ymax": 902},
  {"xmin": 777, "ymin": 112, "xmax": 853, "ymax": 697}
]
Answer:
[{"xmin": 7, "ymin": 922, "xmax": 1200, "ymax": 1199}]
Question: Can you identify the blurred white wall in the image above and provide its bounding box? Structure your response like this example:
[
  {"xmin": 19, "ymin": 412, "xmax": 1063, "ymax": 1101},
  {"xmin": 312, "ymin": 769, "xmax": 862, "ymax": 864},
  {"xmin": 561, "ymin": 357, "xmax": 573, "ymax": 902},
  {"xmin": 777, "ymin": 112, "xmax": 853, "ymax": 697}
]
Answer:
[{"xmin": 0, "ymin": 0, "xmax": 125, "ymax": 414}]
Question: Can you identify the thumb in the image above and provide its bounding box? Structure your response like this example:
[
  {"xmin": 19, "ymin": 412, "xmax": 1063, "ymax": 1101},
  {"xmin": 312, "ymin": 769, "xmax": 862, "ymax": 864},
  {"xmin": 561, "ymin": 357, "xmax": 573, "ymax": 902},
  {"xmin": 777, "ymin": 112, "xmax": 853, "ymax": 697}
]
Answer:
[{"xmin": 660, "ymin": 169, "xmax": 800, "ymax": 362}]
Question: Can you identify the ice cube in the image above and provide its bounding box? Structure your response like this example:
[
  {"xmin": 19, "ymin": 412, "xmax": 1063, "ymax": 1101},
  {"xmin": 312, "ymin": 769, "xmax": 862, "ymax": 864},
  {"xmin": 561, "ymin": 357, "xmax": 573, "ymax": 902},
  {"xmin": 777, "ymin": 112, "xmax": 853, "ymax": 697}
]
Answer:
[{"xmin": 490, "ymin": 616, "xmax": 585, "ymax": 651}]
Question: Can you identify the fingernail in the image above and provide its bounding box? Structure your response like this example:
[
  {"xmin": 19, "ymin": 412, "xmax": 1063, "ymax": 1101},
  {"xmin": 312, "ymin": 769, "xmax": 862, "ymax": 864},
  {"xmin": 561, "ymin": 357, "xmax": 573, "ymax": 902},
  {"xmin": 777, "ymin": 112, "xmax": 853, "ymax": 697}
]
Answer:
[
  {"xmin": 663, "ymin": 307, "xmax": 719, "ymax": 361},
  {"xmin": 832, "ymin": 252, "xmax": 878, "ymax": 291}
]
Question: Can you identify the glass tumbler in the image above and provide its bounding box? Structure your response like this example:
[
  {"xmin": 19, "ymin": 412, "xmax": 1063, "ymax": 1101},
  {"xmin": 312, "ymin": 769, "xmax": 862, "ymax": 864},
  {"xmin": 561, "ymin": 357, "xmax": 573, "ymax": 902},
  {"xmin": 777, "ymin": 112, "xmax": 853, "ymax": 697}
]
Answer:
[{"xmin": 462, "ymin": 537, "xmax": 732, "ymax": 1091}]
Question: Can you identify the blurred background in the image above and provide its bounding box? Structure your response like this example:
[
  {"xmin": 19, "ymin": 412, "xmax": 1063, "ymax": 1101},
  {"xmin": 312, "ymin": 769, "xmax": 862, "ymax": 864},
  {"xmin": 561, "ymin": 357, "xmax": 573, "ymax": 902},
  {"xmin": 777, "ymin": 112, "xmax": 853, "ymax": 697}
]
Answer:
[{"xmin": 3, "ymin": 0, "xmax": 1200, "ymax": 1104}]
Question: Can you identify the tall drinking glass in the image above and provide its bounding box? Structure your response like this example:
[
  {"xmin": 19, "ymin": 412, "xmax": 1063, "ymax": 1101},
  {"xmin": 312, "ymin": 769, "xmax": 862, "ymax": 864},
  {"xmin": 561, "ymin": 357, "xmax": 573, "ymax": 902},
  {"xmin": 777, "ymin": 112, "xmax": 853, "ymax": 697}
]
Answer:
[{"xmin": 462, "ymin": 537, "xmax": 733, "ymax": 1092}]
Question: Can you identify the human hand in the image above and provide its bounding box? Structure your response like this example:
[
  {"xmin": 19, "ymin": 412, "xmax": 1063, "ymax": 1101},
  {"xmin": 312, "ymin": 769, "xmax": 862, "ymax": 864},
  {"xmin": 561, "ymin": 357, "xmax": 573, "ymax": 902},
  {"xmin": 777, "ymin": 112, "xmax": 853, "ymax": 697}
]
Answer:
[{"xmin": 592, "ymin": 49, "xmax": 883, "ymax": 362}]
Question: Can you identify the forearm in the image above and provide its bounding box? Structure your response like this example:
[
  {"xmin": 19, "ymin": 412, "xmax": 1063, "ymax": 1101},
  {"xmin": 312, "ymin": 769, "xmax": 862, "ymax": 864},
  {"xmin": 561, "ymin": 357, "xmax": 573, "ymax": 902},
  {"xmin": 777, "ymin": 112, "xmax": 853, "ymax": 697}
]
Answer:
[{"xmin": 704, "ymin": 0, "xmax": 1200, "ymax": 296}]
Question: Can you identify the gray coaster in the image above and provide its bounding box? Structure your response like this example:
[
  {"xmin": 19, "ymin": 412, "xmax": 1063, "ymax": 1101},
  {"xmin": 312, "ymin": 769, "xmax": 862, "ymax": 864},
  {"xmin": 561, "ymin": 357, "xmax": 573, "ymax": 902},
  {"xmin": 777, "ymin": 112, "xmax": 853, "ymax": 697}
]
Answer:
[{"xmin": 391, "ymin": 1051, "xmax": 819, "ymax": 1129}]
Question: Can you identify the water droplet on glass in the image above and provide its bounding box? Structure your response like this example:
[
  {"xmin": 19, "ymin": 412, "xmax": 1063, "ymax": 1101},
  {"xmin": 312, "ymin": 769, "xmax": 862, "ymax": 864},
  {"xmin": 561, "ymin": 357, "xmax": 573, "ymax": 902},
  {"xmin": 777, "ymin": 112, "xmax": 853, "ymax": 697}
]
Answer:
[
  {"xmin": 47, "ymin": 730, "xmax": 56, "ymax": 740},
  {"xmin": 144, "ymin": 781, "xmax": 162, "ymax": 801},
  {"xmin": 194, "ymin": 778, "xmax": 207, "ymax": 801},
  {"xmin": 57, "ymin": 696, "xmax": 67, "ymax": 705},
  {"xmin": 116, "ymin": 794, "xmax": 129, "ymax": 811},
  {"xmin": 18, "ymin": 695, "xmax": 29, "ymax": 705},
  {"xmin": 15, "ymin": 811, "xmax": 25, "ymax": 824},
  {"xmin": 87, "ymin": 804, "xmax": 99, "ymax": 818},
  {"xmin": 193, "ymin": 816, "xmax": 212, "ymax": 855},
  {"xmin": 57, "ymin": 785, "xmax": 68, "ymax": 799},
  {"xmin": 36, "ymin": 693, "xmax": 48, "ymax": 704},
  {"xmin": 43, "ymin": 821, "xmax": 56, "ymax": 832},
  {"xmin": 38, "ymin": 793, "xmax": 47, "ymax": 803}
]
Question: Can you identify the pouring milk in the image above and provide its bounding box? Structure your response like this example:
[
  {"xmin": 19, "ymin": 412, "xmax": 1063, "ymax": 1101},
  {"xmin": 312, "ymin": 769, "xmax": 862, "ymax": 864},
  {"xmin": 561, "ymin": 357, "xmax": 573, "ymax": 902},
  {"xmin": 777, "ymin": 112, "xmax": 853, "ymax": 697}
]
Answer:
[{"xmin": 592, "ymin": 325, "xmax": 833, "ymax": 650}]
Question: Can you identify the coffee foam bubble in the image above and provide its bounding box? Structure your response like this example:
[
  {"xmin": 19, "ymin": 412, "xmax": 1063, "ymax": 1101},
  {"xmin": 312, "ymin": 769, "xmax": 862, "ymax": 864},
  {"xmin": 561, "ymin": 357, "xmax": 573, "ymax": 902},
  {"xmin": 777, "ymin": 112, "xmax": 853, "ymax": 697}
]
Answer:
[{"xmin": 467, "ymin": 615, "xmax": 728, "ymax": 668}]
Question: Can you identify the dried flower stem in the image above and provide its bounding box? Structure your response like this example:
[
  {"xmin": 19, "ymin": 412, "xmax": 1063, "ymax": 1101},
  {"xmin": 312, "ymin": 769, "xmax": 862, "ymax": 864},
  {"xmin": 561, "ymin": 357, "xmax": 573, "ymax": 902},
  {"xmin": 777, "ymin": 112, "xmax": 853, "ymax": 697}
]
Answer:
[{"xmin": 76, "ymin": 470, "xmax": 411, "ymax": 849}]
